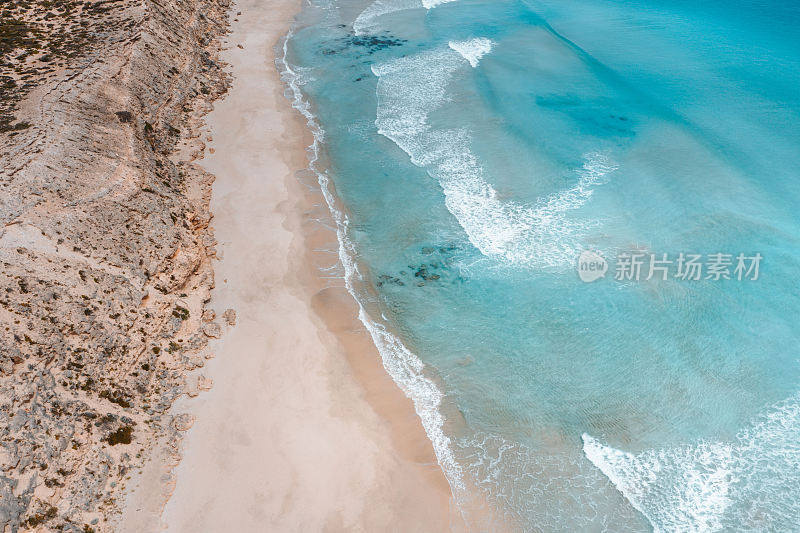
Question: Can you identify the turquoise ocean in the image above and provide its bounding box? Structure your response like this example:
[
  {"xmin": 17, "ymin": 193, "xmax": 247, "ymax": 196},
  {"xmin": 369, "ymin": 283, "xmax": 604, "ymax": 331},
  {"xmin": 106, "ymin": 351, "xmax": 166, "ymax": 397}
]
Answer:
[{"xmin": 278, "ymin": 0, "xmax": 800, "ymax": 529}]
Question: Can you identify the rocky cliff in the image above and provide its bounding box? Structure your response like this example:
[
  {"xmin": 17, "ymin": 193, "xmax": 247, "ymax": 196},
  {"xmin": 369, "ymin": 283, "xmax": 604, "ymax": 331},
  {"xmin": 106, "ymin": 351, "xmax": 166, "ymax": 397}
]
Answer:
[{"xmin": 0, "ymin": 0, "xmax": 231, "ymax": 529}]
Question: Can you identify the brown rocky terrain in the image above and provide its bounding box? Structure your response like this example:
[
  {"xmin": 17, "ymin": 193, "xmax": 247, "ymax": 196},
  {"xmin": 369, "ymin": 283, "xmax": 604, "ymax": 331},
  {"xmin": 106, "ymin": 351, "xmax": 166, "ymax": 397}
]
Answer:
[{"xmin": 0, "ymin": 0, "xmax": 232, "ymax": 530}]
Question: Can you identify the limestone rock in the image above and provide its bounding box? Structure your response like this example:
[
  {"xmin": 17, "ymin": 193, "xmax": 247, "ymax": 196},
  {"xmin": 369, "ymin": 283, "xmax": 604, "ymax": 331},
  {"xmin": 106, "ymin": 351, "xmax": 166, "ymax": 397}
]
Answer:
[
  {"xmin": 185, "ymin": 383, "xmax": 199, "ymax": 398},
  {"xmin": 172, "ymin": 413, "xmax": 195, "ymax": 431},
  {"xmin": 203, "ymin": 322, "xmax": 222, "ymax": 338},
  {"xmin": 172, "ymin": 414, "xmax": 196, "ymax": 432},
  {"xmin": 197, "ymin": 375, "xmax": 213, "ymax": 391},
  {"xmin": 0, "ymin": 0, "xmax": 233, "ymax": 527},
  {"xmin": 222, "ymin": 308, "xmax": 236, "ymax": 326}
]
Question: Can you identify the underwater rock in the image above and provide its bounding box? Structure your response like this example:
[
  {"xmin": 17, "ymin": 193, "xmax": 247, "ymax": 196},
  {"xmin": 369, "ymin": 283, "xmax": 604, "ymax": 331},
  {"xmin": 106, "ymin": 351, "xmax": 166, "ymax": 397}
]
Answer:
[
  {"xmin": 320, "ymin": 31, "xmax": 407, "ymax": 57},
  {"xmin": 376, "ymin": 274, "xmax": 404, "ymax": 287}
]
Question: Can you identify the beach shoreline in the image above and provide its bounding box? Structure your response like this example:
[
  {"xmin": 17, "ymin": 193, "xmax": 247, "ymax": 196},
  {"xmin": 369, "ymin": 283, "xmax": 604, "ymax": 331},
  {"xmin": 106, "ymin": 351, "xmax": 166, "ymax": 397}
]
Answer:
[{"xmin": 131, "ymin": 0, "xmax": 459, "ymax": 529}]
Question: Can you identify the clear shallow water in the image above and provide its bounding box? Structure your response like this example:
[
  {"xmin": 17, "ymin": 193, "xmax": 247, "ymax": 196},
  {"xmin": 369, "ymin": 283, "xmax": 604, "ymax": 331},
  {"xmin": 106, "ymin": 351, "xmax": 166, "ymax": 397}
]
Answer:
[{"xmin": 281, "ymin": 0, "xmax": 800, "ymax": 530}]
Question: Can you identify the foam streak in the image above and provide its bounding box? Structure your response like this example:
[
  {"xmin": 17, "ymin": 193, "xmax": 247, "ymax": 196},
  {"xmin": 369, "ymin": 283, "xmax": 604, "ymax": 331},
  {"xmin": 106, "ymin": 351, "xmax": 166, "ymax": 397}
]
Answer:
[
  {"xmin": 277, "ymin": 29, "xmax": 467, "ymax": 506},
  {"xmin": 372, "ymin": 46, "xmax": 614, "ymax": 269}
]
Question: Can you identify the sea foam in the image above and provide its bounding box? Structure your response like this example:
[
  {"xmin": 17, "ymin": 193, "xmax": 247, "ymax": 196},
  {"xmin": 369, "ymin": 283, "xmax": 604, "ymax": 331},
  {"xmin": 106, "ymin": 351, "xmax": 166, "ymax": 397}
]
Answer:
[
  {"xmin": 449, "ymin": 38, "xmax": 494, "ymax": 67},
  {"xmin": 583, "ymin": 395, "xmax": 800, "ymax": 531},
  {"xmin": 277, "ymin": 29, "xmax": 466, "ymax": 508},
  {"xmin": 456, "ymin": 431, "xmax": 646, "ymax": 530},
  {"xmin": 372, "ymin": 45, "xmax": 614, "ymax": 269},
  {"xmin": 354, "ymin": 0, "xmax": 457, "ymax": 35},
  {"xmin": 421, "ymin": 0, "xmax": 456, "ymax": 7}
]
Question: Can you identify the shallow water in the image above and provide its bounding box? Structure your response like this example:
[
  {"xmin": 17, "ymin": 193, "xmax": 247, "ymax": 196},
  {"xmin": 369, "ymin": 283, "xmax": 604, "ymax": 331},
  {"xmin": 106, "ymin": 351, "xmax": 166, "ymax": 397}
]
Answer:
[{"xmin": 281, "ymin": 0, "xmax": 800, "ymax": 529}]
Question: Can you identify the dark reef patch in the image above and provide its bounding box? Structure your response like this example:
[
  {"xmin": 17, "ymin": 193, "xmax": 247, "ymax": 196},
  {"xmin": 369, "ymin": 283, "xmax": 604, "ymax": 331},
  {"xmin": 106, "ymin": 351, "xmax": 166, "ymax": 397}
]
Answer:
[
  {"xmin": 319, "ymin": 30, "xmax": 407, "ymax": 57},
  {"xmin": 377, "ymin": 243, "xmax": 465, "ymax": 290}
]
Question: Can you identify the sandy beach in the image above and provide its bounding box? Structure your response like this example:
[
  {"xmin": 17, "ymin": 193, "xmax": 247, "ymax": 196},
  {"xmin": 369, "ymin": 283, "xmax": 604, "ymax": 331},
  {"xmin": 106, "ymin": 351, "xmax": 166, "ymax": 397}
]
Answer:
[
  {"xmin": 149, "ymin": 0, "xmax": 457, "ymax": 530},
  {"xmin": 6, "ymin": 0, "xmax": 795, "ymax": 529}
]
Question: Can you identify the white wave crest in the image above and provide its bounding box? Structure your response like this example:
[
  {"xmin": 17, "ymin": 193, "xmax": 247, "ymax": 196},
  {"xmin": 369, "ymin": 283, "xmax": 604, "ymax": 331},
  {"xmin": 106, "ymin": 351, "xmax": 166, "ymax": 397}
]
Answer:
[
  {"xmin": 277, "ymin": 29, "xmax": 466, "ymax": 505},
  {"xmin": 456, "ymin": 431, "xmax": 646, "ymax": 530},
  {"xmin": 583, "ymin": 395, "xmax": 800, "ymax": 531},
  {"xmin": 353, "ymin": 0, "xmax": 457, "ymax": 36},
  {"xmin": 372, "ymin": 46, "xmax": 613, "ymax": 269},
  {"xmin": 449, "ymin": 37, "xmax": 493, "ymax": 67},
  {"xmin": 422, "ymin": 0, "xmax": 457, "ymax": 9},
  {"xmin": 353, "ymin": 0, "xmax": 421, "ymax": 35}
]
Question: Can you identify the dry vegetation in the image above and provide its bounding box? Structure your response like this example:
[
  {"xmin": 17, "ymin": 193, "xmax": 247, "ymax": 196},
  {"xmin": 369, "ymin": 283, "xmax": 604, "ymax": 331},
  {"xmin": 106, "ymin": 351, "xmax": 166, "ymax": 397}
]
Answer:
[{"xmin": 0, "ymin": 0, "xmax": 232, "ymax": 530}]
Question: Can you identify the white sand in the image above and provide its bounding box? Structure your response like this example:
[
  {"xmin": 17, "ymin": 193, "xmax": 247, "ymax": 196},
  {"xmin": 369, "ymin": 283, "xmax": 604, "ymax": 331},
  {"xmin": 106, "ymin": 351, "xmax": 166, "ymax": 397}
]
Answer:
[{"xmin": 154, "ymin": 0, "xmax": 458, "ymax": 530}]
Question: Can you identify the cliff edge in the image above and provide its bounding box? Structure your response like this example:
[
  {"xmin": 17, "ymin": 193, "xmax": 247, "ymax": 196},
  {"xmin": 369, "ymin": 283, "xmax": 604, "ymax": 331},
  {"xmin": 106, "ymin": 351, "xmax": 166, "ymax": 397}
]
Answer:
[{"xmin": 0, "ymin": 0, "xmax": 231, "ymax": 529}]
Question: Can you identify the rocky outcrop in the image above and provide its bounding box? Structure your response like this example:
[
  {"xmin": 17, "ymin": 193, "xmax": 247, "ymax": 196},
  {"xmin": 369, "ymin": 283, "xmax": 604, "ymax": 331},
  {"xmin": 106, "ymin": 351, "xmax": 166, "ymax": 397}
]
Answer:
[{"xmin": 0, "ymin": 0, "xmax": 231, "ymax": 530}]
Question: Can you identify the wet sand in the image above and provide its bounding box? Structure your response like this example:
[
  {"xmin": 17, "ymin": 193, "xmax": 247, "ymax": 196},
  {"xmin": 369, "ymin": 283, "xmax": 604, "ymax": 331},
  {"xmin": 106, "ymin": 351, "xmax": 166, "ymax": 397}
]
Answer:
[{"xmin": 157, "ymin": 0, "xmax": 458, "ymax": 530}]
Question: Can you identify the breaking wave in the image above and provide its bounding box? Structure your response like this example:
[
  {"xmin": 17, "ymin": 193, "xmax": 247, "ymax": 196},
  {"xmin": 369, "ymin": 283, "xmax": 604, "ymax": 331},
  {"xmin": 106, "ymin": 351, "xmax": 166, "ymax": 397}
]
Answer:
[
  {"xmin": 353, "ymin": 0, "xmax": 457, "ymax": 35},
  {"xmin": 372, "ymin": 45, "xmax": 615, "ymax": 269},
  {"xmin": 277, "ymin": 28, "xmax": 467, "ymax": 510},
  {"xmin": 448, "ymin": 37, "xmax": 494, "ymax": 67},
  {"xmin": 583, "ymin": 395, "xmax": 800, "ymax": 531},
  {"xmin": 455, "ymin": 431, "xmax": 647, "ymax": 530}
]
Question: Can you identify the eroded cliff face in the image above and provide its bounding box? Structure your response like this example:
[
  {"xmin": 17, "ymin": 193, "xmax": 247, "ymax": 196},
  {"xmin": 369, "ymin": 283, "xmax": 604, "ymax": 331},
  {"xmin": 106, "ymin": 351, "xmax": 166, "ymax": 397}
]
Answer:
[{"xmin": 0, "ymin": 0, "xmax": 231, "ymax": 529}]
